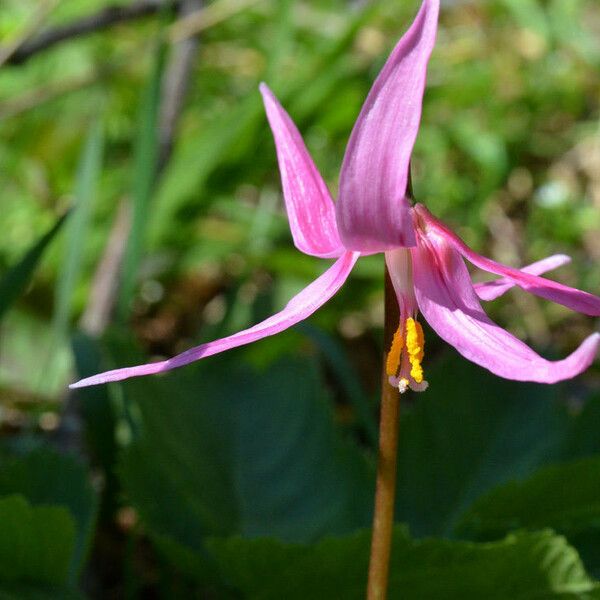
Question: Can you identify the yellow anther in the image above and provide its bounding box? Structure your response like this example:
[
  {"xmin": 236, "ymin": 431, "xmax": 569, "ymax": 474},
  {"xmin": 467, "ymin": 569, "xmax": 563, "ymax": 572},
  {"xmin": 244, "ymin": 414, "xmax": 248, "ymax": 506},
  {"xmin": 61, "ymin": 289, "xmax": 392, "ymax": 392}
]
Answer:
[
  {"xmin": 405, "ymin": 318, "xmax": 423, "ymax": 356},
  {"xmin": 410, "ymin": 361, "xmax": 424, "ymax": 383},
  {"xmin": 386, "ymin": 325, "xmax": 404, "ymax": 377},
  {"xmin": 406, "ymin": 318, "xmax": 425, "ymax": 384},
  {"xmin": 387, "ymin": 319, "xmax": 427, "ymax": 388}
]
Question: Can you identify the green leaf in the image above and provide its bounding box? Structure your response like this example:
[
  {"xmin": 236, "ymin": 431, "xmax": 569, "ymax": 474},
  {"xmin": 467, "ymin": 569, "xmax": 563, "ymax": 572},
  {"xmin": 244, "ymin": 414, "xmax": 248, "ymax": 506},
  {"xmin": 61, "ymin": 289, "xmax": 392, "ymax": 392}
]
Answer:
[
  {"xmin": 500, "ymin": 0, "xmax": 551, "ymax": 40},
  {"xmin": 118, "ymin": 42, "xmax": 166, "ymax": 319},
  {"xmin": 114, "ymin": 343, "xmax": 373, "ymax": 577},
  {"xmin": 0, "ymin": 585, "xmax": 83, "ymax": 600},
  {"xmin": 415, "ymin": 367, "xmax": 600, "ymax": 572},
  {"xmin": 449, "ymin": 115, "xmax": 508, "ymax": 193},
  {"xmin": 207, "ymin": 527, "xmax": 598, "ymax": 599},
  {"xmin": 53, "ymin": 119, "xmax": 104, "ymax": 340},
  {"xmin": 456, "ymin": 457, "xmax": 600, "ymax": 541},
  {"xmin": 0, "ymin": 212, "xmax": 69, "ymax": 321},
  {"xmin": 149, "ymin": 92, "xmax": 264, "ymax": 246},
  {"xmin": 395, "ymin": 354, "xmax": 566, "ymax": 537},
  {"xmin": 455, "ymin": 456, "xmax": 600, "ymax": 577},
  {"xmin": 71, "ymin": 332, "xmax": 119, "ymax": 514},
  {"xmin": 148, "ymin": 1, "xmax": 379, "ymax": 247},
  {"xmin": 298, "ymin": 322, "xmax": 377, "ymax": 446},
  {"xmin": 0, "ymin": 495, "xmax": 76, "ymax": 589},
  {"xmin": 0, "ymin": 450, "xmax": 98, "ymax": 583},
  {"xmin": 562, "ymin": 393, "xmax": 600, "ymax": 459}
]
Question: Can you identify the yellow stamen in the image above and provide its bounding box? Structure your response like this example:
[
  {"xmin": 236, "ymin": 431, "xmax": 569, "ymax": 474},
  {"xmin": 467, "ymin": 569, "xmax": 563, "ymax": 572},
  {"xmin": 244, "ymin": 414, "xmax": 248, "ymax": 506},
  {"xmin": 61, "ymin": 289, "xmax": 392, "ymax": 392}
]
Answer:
[
  {"xmin": 410, "ymin": 362, "xmax": 423, "ymax": 383},
  {"xmin": 386, "ymin": 325, "xmax": 404, "ymax": 377},
  {"xmin": 406, "ymin": 318, "xmax": 425, "ymax": 384}
]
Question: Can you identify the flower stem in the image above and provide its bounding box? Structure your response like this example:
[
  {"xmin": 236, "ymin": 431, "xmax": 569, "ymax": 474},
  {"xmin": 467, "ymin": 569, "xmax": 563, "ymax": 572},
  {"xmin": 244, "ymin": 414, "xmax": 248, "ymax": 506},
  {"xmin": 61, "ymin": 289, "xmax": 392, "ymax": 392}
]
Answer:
[{"xmin": 367, "ymin": 265, "xmax": 401, "ymax": 600}]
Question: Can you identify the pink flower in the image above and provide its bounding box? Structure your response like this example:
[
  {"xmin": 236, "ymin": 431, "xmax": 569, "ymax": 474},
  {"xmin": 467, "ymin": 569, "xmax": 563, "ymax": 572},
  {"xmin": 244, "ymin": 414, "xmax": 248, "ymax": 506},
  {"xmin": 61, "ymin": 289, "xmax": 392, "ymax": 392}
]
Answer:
[{"xmin": 71, "ymin": 0, "xmax": 600, "ymax": 391}]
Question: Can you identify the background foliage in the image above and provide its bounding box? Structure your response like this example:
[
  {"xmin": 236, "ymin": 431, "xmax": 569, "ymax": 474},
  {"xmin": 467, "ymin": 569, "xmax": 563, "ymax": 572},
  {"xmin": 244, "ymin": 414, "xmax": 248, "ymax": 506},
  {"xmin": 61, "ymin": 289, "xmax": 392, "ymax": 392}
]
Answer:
[{"xmin": 0, "ymin": 0, "xmax": 599, "ymax": 597}]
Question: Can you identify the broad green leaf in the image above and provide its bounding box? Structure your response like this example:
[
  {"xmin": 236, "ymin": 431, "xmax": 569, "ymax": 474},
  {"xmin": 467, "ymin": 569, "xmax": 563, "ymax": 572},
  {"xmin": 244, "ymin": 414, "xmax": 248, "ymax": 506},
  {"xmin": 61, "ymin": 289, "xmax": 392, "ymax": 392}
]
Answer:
[
  {"xmin": 456, "ymin": 457, "xmax": 600, "ymax": 540},
  {"xmin": 0, "ymin": 495, "xmax": 75, "ymax": 589},
  {"xmin": 401, "ymin": 358, "xmax": 600, "ymax": 571},
  {"xmin": 0, "ymin": 212, "xmax": 69, "ymax": 321},
  {"xmin": 0, "ymin": 449, "xmax": 98, "ymax": 583},
  {"xmin": 562, "ymin": 393, "xmax": 600, "ymax": 459},
  {"xmin": 455, "ymin": 456, "xmax": 600, "ymax": 577},
  {"xmin": 207, "ymin": 527, "xmax": 598, "ymax": 599},
  {"xmin": 395, "ymin": 354, "xmax": 566, "ymax": 537},
  {"xmin": 299, "ymin": 322, "xmax": 377, "ymax": 446},
  {"xmin": 0, "ymin": 584, "xmax": 83, "ymax": 600},
  {"xmin": 113, "ymin": 342, "xmax": 373, "ymax": 577}
]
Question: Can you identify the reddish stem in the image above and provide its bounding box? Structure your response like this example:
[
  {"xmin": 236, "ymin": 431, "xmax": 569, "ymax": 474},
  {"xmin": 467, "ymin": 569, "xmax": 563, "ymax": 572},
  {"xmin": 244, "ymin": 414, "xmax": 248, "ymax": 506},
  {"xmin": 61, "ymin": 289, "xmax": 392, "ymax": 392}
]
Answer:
[{"xmin": 367, "ymin": 265, "xmax": 401, "ymax": 600}]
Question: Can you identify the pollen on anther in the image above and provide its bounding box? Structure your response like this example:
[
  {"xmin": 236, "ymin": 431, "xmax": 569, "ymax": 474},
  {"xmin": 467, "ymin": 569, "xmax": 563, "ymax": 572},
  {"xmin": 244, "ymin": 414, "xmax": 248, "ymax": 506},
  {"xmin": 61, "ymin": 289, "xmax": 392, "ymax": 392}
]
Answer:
[
  {"xmin": 386, "ymin": 325, "xmax": 404, "ymax": 377},
  {"xmin": 406, "ymin": 318, "xmax": 425, "ymax": 384}
]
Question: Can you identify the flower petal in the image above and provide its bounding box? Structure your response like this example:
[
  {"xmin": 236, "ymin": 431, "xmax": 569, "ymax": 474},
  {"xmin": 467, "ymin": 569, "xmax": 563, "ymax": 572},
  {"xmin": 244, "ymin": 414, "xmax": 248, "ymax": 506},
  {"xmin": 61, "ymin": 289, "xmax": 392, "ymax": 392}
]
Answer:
[
  {"xmin": 70, "ymin": 252, "xmax": 359, "ymax": 388},
  {"xmin": 417, "ymin": 205, "xmax": 600, "ymax": 316},
  {"xmin": 336, "ymin": 0, "xmax": 439, "ymax": 253},
  {"xmin": 474, "ymin": 254, "xmax": 571, "ymax": 301},
  {"xmin": 260, "ymin": 83, "xmax": 344, "ymax": 258},
  {"xmin": 412, "ymin": 235, "xmax": 599, "ymax": 383}
]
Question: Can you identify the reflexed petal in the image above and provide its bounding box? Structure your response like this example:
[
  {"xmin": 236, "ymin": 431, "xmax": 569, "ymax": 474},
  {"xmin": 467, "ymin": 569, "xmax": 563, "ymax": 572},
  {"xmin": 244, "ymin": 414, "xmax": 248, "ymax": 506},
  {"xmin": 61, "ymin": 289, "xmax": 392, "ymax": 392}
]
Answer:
[
  {"xmin": 417, "ymin": 205, "xmax": 600, "ymax": 316},
  {"xmin": 336, "ymin": 0, "xmax": 439, "ymax": 253},
  {"xmin": 412, "ymin": 236, "xmax": 599, "ymax": 383},
  {"xmin": 70, "ymin": 252, "xmax": 359, "ymax": 388},
  {"xmin": 260, "ymin": 84, "xmax": 344, "ymax": 258},
  {"xmin": 474, "ymin": 254, "xmax": 571, "ymax": 301}
]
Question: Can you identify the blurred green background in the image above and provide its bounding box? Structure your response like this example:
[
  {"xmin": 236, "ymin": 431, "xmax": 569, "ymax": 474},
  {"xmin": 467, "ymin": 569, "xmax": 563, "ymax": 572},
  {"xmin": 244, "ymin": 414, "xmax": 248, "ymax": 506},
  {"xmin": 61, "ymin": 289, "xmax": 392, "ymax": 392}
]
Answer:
[{"xmin": 0, "ymin": 0, "xmax": 599, "ymax": 598}]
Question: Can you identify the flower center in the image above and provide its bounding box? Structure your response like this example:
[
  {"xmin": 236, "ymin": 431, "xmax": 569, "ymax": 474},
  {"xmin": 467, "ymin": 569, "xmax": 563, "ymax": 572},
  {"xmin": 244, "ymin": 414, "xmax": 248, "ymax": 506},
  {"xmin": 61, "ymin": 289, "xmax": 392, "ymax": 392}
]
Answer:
[{"xmin": 385, "ymin": 317, "xmax": 427, "ymax": 394}]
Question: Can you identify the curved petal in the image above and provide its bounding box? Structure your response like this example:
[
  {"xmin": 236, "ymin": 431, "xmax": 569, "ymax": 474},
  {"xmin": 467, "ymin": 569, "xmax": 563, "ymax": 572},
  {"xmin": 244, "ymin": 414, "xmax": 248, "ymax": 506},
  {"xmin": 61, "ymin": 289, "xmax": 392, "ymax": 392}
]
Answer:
[
  {"xmin": 260, "ymin": 83, "xmax": 344, "ymax": 258},
  {"xmin": 417, "ymin": 204, "xmax": 600, "ymax": 316},
  {"xmin": 336, "ymin": 0, "xmax": 439, "ymax": 253},
  {"xmin": 412, "ymin": 235, "xmax": 599, "ymax": 383},
  {"xmin": 70, "ymin": 252, "xmax": 359, "ymax": 388},
  {"xmin": 474, "ymin": 254, "xmax": 571, "ymax": 301}
]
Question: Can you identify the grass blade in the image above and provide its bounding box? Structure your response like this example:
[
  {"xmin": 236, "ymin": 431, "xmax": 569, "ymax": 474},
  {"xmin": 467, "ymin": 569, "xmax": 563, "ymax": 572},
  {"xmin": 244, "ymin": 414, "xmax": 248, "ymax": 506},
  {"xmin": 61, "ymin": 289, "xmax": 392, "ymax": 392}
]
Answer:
[
  {"xmin": 149, "ymin": 1, "xmax": 380, "ymax": 245},
  {"xmin": 54, "ymin": 119, "xmax": 104, "ymax": 339},
  {"xmin": 0, "ymin": 212, "xmax": 70, "ymax": 321},
  {"xmin": 117, "ymin": 44, "xmax": 166, "ymax": 320}
]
